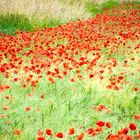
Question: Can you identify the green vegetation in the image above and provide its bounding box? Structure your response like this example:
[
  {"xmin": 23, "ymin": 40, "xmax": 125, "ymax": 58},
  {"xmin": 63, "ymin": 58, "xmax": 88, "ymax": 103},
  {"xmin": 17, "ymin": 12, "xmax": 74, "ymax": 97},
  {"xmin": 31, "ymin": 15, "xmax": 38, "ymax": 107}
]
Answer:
[
  {"xmin": 85, "ymin": 0, "xmax": 140, "ymax": 16},
  {"xmin": 0, "ymin": 14, "xmax": 32, "ymax": 35},
  {"xmin": 0, "ymin": 14, "xmax": 63, "ymax": 35}
]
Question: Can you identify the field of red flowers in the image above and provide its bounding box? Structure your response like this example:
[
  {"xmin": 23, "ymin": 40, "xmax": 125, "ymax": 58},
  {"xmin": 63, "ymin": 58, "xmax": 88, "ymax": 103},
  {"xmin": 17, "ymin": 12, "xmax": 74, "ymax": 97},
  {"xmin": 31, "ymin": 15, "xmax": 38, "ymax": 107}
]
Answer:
[{"xmin": 0, "ymin": 3, "xmax": 140, "ymax": 140}]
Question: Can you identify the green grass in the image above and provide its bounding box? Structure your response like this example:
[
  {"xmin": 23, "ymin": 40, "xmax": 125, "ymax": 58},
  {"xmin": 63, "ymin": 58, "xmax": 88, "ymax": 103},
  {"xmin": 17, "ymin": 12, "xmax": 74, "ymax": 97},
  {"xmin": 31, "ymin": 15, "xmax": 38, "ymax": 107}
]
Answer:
[
  {"xmin": 85, "ymin": 0, "xmax": 140, "ymax": 16},
  {"xmin": 0, "ymin": 14, "xmax": 32, "ymax": 35},
  {"xmin": 0, "ymin": 14, "xmax": 63, "ymax": 35},
  {"xmin": 85, "ymin": 0, "xmax": 120, "ymax": 16},
  {"xmin": 0, "ymin": 71, "xmax": 140, "ymax": 139},
  {"xmin": 0, "ymin": 76, "xmax": 139, "ymax": 140}
]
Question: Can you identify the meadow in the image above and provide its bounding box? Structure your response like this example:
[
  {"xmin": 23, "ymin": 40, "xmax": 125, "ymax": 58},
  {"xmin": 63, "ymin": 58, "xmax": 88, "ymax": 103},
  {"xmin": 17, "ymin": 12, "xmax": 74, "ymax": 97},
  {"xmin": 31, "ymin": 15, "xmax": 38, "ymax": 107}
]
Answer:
[{"xmin": 0, "ymin": 1, "xmax": 140, "ymax": 140}]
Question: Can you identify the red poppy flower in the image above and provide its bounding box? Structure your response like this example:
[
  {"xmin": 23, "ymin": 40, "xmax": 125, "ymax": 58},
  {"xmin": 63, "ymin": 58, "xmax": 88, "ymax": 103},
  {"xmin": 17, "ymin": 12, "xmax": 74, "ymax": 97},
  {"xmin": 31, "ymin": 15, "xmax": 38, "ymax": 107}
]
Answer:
[
  {"xmin": 99, "ymin": 70, "xmax": 104, "ymax": 73},
  {"xmin": 25, "ymin": 106, "xmax": 31, "ymax": 112},
  {"xmin": 86, "ymin": 128, "xmax": 95, "ymax": 136},
  {"xmin": 70, "ymin": 78, "xmax": 75, "ymax": 82},
  {"xmin": 106, "ymin": 134, "xmax": 119, "ymax": 140},
  {"xmin": 118, "ymin": 127, "xmax": 129, "ymax": 135},
  {"xmin": 96, "ymin": 121, "xmax": 105, "ymax": 127},
  {"xmin": 134, "ymin": 114, "xmax": 140, "ymax": 121},
  {"xmin": 5, "ymin": 95, "xmax": 10, "ymax": 99},
  {"xmin": 113, "ymin": 86, "xmax": 119, "ymax": 90},
  {"xmin": 5, "ymin": 85, "xmax": 10, "ymax": 89},
  {"xmin": 56, "ymin": 132, "xmax": 64, "ymax": 138},
  {"xmin": 106, "ymin": 122, "xmax": 111, "ymax": 128},
  {"xmin": 46, "ymin": 128, "xmax": 53, "ymax": 136},
  {"xmin": 37, "ymin": 137, "xmax": 45, "ymax": 140},
  {"xmin": 40, "ymin": 94, "xmax": 44, "ymax": 99},
  {"xmin": 95, "ymin": 126, "xmax": 102, "ymax": 132},
  {"xmin": 48, "ymin": 77, "xmax": 55, "ymax": 83},
  {"xmin": 14, "ymin": 129, "xmax": 21, "ymax": 135},
  {"xmin": 5, "ymin": 121, "xmax": 11, "ymax": 125},
  {"xmin": 76, "ymin": 132, "xmax": 84, "ymax": 140},
  {"xmin": 137, "ymin": 131, "xmax": 140, "ymax": 139},
  {"xmin": 37, "ymin": 130, "xmax": 44, "ymax": 136},
  {"xmin": 14, "ymin": 78, "xmax": 18, "ymax": 81},
  {"xmin": 129, "ymin": 123, "xmax": 136, "ymax": 130},
  {"xmin": 89, "ymin": 74, "xmax": 94, "ymax": 78},
  {"xmin": 118, "ymin": 76, "xmax": 124, "ymax": 80},
  {"xmin": 68, "ymin": 127, "xmax": 76, "ymax": 135},
  {"xmin": 134, "ymin": 87, "xmax": 139, "ymax": 91},
  {"xmin": 3, "ymin": 106, "xmax": 8, "ymax": 111}
]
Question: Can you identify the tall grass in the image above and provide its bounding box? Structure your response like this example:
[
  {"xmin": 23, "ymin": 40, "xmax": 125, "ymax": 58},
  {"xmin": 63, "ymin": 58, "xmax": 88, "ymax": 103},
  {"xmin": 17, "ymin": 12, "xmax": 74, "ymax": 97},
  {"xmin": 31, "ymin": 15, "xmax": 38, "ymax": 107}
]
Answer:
[{"xmin": 0, "ymin": 0, "xmax": 91, "ymax": 35}]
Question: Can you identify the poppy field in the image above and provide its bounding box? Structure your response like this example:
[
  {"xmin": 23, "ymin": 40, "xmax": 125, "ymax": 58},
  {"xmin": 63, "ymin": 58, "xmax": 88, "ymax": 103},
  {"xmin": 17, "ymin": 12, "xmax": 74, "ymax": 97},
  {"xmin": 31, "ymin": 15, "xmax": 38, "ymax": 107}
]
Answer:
[{"xmin": 0, "ymin": 2, "xmax": 140, "ymax": 140}]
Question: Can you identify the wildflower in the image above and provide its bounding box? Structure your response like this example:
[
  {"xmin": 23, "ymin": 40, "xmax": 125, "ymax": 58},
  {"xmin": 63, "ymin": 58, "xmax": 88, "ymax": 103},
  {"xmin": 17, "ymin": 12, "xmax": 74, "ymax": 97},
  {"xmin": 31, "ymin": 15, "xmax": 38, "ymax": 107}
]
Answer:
[
  {"xmin": 70, "ymin": 78, "xmax": 75, "ymax": 82},
  {"xmin": 76, "ymin": 132, "xmax": 84, "ymax": 140},
  {"xmin": 68, "ymin": 128, "xmax": 76, "ymax": 135},
  {"xmin": 118, "ymin": 127, "xmax": 129, "ymax": 135},
  {"xmin": 89, "ymin": 74, "xmax": 94, "ymax": 78},
  {"xmin": 5, "ymin": 85, "xmax": 10, "ymax": 89},
  {"xmin": 48, "ymin": 77, "xmax": 55, "ymax": 83},
  {"xmin": 134, "ymin": 114, "xmax": 140, "ymax": 121},
  {"xmin": 5, "ymin": 121, "xmax": 11, "ymax": 125},
  {"xmin": 46, "ymin": 128, "xmax": 53, "ymax": 136},
  {"xmin": 96, "ymin": 121, "xmax": 105, "ymax": 127},
  {"xmin": 14, "ymin": 129, "xmax": 21, "ymax": 135},
  {"xmin": 95, "ymin": 126, "xmax": 102, "ymax": 132},
  {"xmin": 37, "ymin": 137, "xmax": 45, "ymax": 140},
  {"xmin": 3, "ymin": 106, "xmax": 8, "ymax": 111},
  {"xmin": 118, "ymin": 76, "xmax": 124, "ymax": 80},
  {"xmin": 37, "ymin": 130, "xmax": 44, "ymax": 136},
  {"xmin": 56, "ymin": 132, "xmax": 64, "ymax": 138},
  {"xmin": 5, "ymin": 95, "xmax": 10, "ymax": 99},
  {"xmin": 134, "ymin": 87, "xmax": 139, "ymax": 91},
  {"xmin": 129, "ymin": 123, "xmax": 136, "ymax": 130},
  {"xmin": 0, "ymin": 114, "xmax": 7, "ymax": 118},
  {"xmin": 25, "ymin": 106, "xmax": 31, "ymax": 112},
  {"xmin": 137, "ymin": 131, "xmax": 140, "ymax": 139},
  {"xmin": 99, "ymin": 70, "xmax": 104, "ymax": 73},
  {"xmin": 40, "ymin": 94, "xmax": 44, "ymax": 99},
  {"xmin": 106, "ymin": 122, "xmax": 111, "ymax": 128},
  {"xmin": 86, "ymin": 128, "xmax": 95, "ymax": 136}
]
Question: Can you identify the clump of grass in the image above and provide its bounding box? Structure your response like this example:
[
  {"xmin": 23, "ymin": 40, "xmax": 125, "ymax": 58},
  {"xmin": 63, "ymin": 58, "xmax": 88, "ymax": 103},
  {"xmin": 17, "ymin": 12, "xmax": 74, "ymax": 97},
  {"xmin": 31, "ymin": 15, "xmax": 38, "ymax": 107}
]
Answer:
[
  {"xmin": 0, "ymin": 13, "xmax": 32, "ymax": 35},
  {"xmin": 85, "ymin": 0, "xmax": 120, "ymax": 16},
  {"xmin": 85, "ymin": 2, "xmax": 103, "ymax": 16},
  {"xmin": 0, "ymin": 13, "xmax": 63, "ymax": 35},
  {"xmin": 102, "ymin": 0, "xmax": 120, "ymax": 9}
]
